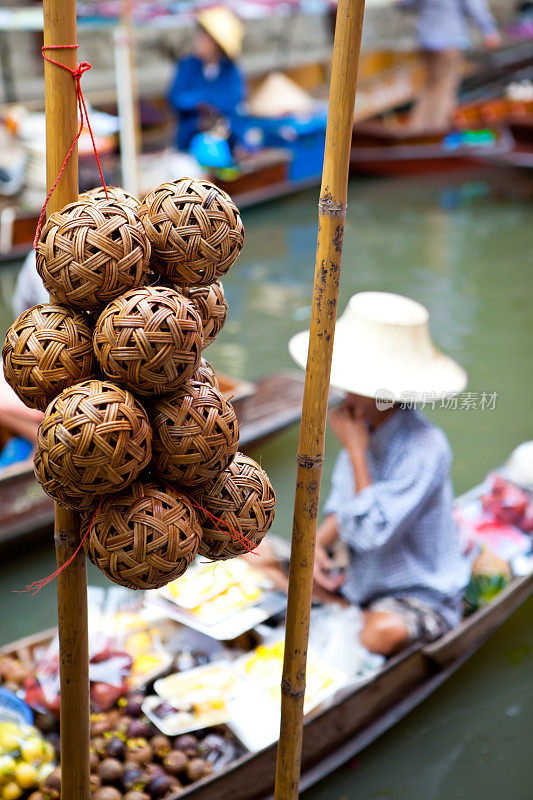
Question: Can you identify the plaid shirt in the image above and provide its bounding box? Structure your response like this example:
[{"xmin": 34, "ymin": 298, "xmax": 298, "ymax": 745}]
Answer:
[{"xmin": 323, "ymin": 409, "xmax": 469, "ymax": 626}]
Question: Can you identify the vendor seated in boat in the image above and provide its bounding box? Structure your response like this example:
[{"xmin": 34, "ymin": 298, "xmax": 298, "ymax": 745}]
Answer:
[
  {"xmin": 167, "ymin": 6, "xmax": 245, "ymax": 153},
  {"xmin": 250, "ymin": 292, "xmax": 470, "ymax": 657}
]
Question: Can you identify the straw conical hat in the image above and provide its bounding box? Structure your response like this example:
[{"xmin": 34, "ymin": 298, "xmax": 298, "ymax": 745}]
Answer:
[
  {"xmin": 289, "ymin": 292, "xmax": 467, "ymax": 401},
  {"xmin": 247, "ymin": 72, "xmax": 315, "ymax": 118},
  {"xmin": 197, "ymin": 6, "xmax": 244, "ymax": 61}
]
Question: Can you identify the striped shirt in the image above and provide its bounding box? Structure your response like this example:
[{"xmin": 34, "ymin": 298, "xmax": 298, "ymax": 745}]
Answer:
[{"xmin": 323, "ymin": 408, "xmax": 470, "ymax": 627}]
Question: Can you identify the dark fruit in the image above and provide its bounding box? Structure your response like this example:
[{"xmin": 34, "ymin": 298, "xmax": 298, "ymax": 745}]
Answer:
[
  {"xmin": 126, "ymin": 739, "xmax": 153, "ymax": 766},
  {"xmin": 90, "ymin": 751, "xmax": 100, "ymax": 772},
  {"xmin": 90, "ymin": 774, "xmax": 102, "ymax": 792},
  {"xmin": 122, "ymin": 765, "xmax": 146, "ymax": 792},
  {"xmin": 163, "ymin": 750, "xmax": 188, "ymax": 776},
  {"xmin": 126, "ymin": 692, "xmax": 146, "ymax": 717},
  {"xmin": 43, "ymin": 767, "xmax": 62, "ymax": 793},
  {"xmin": 105, "ymin": 735, "xmax": 126, "ymax": 759},
  {"xmin": 146, "ymin": 773, "xmax": 172, "ymax": 798},
  {"xmin": 127, "ymin": 719, "xmax": 153, "ymax": 739},
  {"xmin": 97, "ymin": 758, "xmax": 124, "ymax": 784},
  {"xmin": 94, "ymin": 788, "xmax": 122, "ymax": 800},
  {"xmin": 150, "ymin": 735, "xmax": 171, "ymax": 759},
  {"xmin": 186, "ymin": 758, "xmax": 207, "ymax": 782},
  {"xmin": 123, "ymin": 793, "xmax": 150, "ymax": 800},
  {"xmin": 173, "ymin": 734, "xmax": 198, "ymax": 756}
]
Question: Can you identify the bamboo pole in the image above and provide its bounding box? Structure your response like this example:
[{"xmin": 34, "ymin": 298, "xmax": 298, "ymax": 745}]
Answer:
[
  {"xmin": 274, "ymin": 1, "xmax": 365, "ymax": 797},
  {"xmin": 43, "ymin": 2, "xmax": 91, "ymax": 799},
  {"xmin": 115, "ymin": 0, "xmax": 140, "ymax": 195}
]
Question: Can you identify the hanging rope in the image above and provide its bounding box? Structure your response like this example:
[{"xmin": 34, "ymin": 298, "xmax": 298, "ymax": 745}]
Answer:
[{"xmin": 33, "ymin": 44, "xmax": 109, "ymax": 249}]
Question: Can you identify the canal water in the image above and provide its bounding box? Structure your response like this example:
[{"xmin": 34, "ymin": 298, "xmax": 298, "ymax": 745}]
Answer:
[{"xmin": 0, "ymin": 171, "xmax": 531, "ymax": 798}]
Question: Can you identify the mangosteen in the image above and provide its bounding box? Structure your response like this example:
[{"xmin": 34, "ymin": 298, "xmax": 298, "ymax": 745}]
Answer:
[
  {"xmin": 43, "ymin": 767, "xmax": 62, "ymax": 793},
  {"xmin": 105, "ymin": 735, "xmax": 126, "ymax": 760},
  {"xmin": 146, "ymin": 773, "xmax": 173, "ymax": 798},
  {"xmin": 185, "ymin": 758, "xmax": 207, "ymax": 783},
  {"xmin": 173, "ymin": 734, "xmax": 198, "ymax": 756},
  {"xmin": 91, "ymin": 736, "xmax": 107, "ymax": 757},
  {"xmin": 126, "ymin": 691, "xmax": 146, "ymax": 718},
  {"xmin": 97, "ymin": 758, "xmax": 124, "ymax": 784},
  {"xmin": 91, "ymin": 714, "xmax": 112, "ymax": 737},
  {"xmin": 126, "ymin": 738, "xmax": 153, "ymax": 766},
  {"xmin": 150, "ymin": 735, "xmax": 171, "ymax": 759},
  {"xmin": 127, "ymin": 719, "xmax": 153, "ymax": 739},
  {"xmin": 89, "ymin": 774, "xmax": 102, "ymax": 792},
  {"xmin": 122, "ymin": 765, "xmax": 146, "ymax": 792},
  {"xmin": 163, "ymin": 750, "xmax": 188, "ymax": 777},
  {"xmin": 123, "ymin": 793, "xmax": 150, "ymax": 800},
  {"xmin": 93, "ymin": 788, "xmax": 122, "ymax": 800}
]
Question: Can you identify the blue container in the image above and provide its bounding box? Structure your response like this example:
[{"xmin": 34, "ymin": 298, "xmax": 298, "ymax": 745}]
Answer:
[
  {"xmin": 235, "ymin": 107, "xmax": 328, "ymax": 183},
  {"xmin": 0, "ymin": 687, "xmax": 33, "ymax": 726}
]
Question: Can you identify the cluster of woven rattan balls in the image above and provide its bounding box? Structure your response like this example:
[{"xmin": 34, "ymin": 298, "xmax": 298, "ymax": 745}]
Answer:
[{"xmin": 2, "ymin": 179, "xmax": 275, "ymax": 590}]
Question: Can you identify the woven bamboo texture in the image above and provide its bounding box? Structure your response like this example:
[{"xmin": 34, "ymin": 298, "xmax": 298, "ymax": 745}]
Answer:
[
  {"xmin": 194, "ymin": 452, "xmax": 276, "ymax": 559},
  {"xmin": 83, "ymin": 482, "xmax": 201, "ymax": 589},
  {"xmin": 193, "ymin": 358, "xmax": 219, "ymax": 389},
  {"xmin": 93, "ymin": 286, "xmax": 203, "ymax": 396},
  {"xmin": 151, "ymin": 382, "xmax": 239, "ymax": 487},
  {"xmin": 139, "ymin": 178, "xmax": 244, "ymax": 287},
  {"xmin": 36, "ymin": 198, "xmax": 151, "ymax": 311},
  {"xmin": 81, "ymin": 185, "xmax": 141, "ymax": 211},
  {"xmin": 184, "ymin": 281, "xmax": 228, "ymax": 348},
  {"xmin": 34, "ymin": 379, "xmax": 152, "ymax": 509},
  {"xmin": 2, "ymin": 303, "xmax": 95, "ymax": 411}
]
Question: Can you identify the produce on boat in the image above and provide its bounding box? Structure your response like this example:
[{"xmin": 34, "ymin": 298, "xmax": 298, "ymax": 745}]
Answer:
[{"xmin": 0, "ymin": 453, "xmax": 532, "ymax": 799}]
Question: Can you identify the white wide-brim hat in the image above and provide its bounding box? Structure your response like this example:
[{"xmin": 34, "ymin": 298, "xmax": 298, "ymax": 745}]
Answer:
[{"xmin": 289, "ymin": 291, "xmax": 467, "ymax": 401}]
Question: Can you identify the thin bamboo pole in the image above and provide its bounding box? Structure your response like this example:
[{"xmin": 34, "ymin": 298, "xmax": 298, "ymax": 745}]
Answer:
[
  {"xmin": 274, "ymin": 1, "xmax": 365, "ymax": 797},
  {"xmin": 43, "ymin": 2, "xmax": 91, "ymax": 799},
  {"xmin": 115, "ymin": 0, "xmax": 140, "ymax": 195}
]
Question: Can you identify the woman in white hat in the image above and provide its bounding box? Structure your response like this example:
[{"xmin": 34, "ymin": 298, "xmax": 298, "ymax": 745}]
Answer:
[
  {"xmin": 167, "ymin": 6, "xmax": 245, "ymax": 152},
  {"xmin": 257, "ymin": 292, "xmax": 471, "ymax": 655}
]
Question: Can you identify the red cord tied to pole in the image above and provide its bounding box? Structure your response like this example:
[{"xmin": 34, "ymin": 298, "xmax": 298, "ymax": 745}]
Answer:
[
  {"xmin": 33, "ymin": 44, "xmax": 109, "ymax": 249},
  {"xmin": 14, "ymin": 499, "xmax": 103, "ymax": 596}
]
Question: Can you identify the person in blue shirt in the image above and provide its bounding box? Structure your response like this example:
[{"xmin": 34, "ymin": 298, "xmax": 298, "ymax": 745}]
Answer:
[{"xmin": 167, "ymin": 6, "xmax": 246, "ymax": 152}]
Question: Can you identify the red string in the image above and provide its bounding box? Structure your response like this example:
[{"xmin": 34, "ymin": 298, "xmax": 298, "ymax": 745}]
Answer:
[
  {"xmin": 161, "ymin": 481, "xmax": 258, "ymax": 555},
  {"xmin": 187, "ymin": 495, "xmax": 259, "ymax": 556},
  {"xmin": 33, "ymin": 44, "xmax": 109, "ymax": 249},
  {"xmin": 14, "ymin": 499, "xmax": 103, "ymax": 596}
]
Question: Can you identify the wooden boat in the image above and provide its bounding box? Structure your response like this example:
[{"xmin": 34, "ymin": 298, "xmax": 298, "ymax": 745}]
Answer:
[
  {"xmin": 1, "ymin": 482, "xmax": 532, "ymax": 800},
  {"xmin": 0, "ymin": 371, "xmax": 324, "ymax": 548},
  {"xmin": 350, "ymin": 117, "xmax": 513, "ymax": 178}
]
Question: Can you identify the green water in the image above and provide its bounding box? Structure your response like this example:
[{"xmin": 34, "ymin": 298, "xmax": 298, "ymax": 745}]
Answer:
[{"xmin": 0, "ymin": 171, "xmax": 532, "ymax": 798}]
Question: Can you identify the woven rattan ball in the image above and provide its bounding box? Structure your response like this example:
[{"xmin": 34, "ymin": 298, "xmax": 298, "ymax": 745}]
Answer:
[
  {"xmin": 183, "ymin": 281, "xmax": 228, "ymax": 348},
  {"xmin": 34, "ymin": 379, "xmax": 152, "ymax": 510},
  {"xmin": 82, "ymin": 482, "xmax": 201, "ymax": 590},
  {"xmin": 194, "ymin": 453, "xmax": 276, "ymax": 560},
  {"xmin": 2, "ymin": 303, "xmax": 95, "ymax": 411},
  {"xmin": 193, "ymin": 358, "xmax": 219, "ymax": 389},
  {"xmin": 94, "ymin": 287, "xmax": 203, "ymax": 396},
  {"xmin": 36, "ymin": 198, "xmax": 151, "ymax": 311},
  {"xmin": 151, "ymin": 381, "xmax": 239, "ymax": 487},
  {"xmin": 80, "ymin": 185, "xmax": 141, "ymax": 211},
  {"xmin": 138, "ymin": 178, "xmax": 244, "ymax": 287}
]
